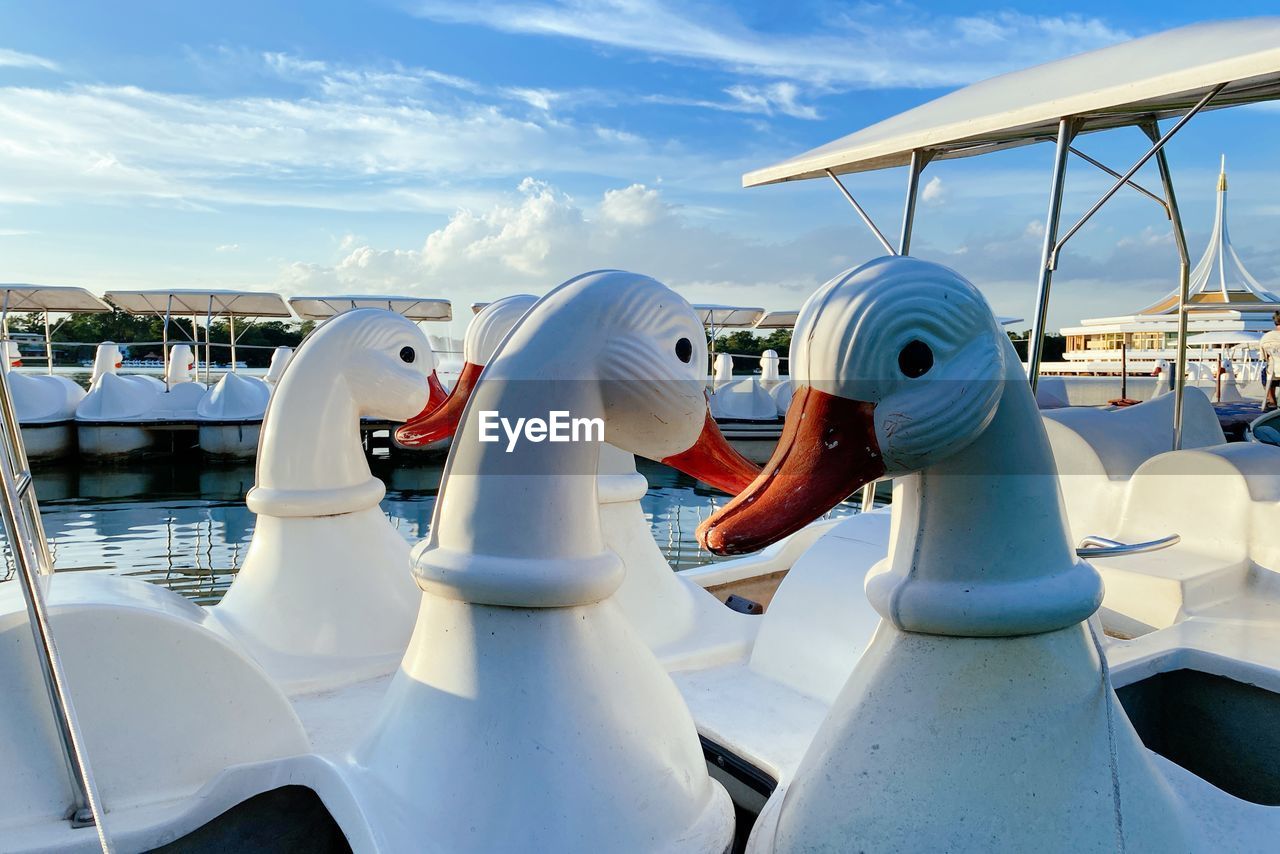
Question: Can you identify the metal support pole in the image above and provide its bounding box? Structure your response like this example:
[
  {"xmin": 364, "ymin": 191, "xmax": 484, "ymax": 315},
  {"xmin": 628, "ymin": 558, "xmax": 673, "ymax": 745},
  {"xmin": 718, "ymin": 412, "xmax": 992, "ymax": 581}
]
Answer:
[
  {"xmin": 162, "ymin": 295, "xmax": 172, "ymax": 392},
  {"xmin": 44, "ymin": 311, "xmax": 53, "ymax": 375},
  {"xmin": 229, "ymin": 314, "xmax": 237, "ymax": 370},
  {"xmin": 1145, "ymin": 124, "xmax": 1192, "ymax": 451},
  {"xmin": 1066, "ymin": 147, "xmax": 1169, "ymax": 216},
  {"xmin": 191, "ymin": 314, "xmax": 199, "ymax": 380},
  {"xmin": 825, "ymin": 169, "xmax": 897, "ymax": 255},
  {"xmin": 1027, "ymin": 118, "xmax": 1076, "ymax": 392},
  {"xmin": 1051, "ymin": 83, "xmax": 1225, "ymax": 270},
  {"xmin": 898, "ymin": 150, "xmax": 932, "ymax": 255},
  {"xmin": 205, "ymin": 296, "xmax": 213, "ymax": 385}
]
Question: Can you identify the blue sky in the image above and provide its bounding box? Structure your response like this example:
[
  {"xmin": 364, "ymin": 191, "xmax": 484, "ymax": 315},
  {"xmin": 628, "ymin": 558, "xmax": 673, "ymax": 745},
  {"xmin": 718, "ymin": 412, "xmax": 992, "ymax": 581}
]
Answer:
[{"xmin": 2, "ymin": 1, "xmax": 1278, "ymax": 338}]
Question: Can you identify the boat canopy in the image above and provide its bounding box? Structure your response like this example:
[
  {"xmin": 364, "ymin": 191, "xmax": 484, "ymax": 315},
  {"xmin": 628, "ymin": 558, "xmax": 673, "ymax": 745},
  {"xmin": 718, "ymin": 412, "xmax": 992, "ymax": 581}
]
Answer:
[
  {"xmin": 105, "ymin": 289, "xmax": 292, "ymax": 318},
  {"xmin": 289, "ymin": 295, "xmax": 452, "ymax": 322},
  {"xmin": 755, "ymin": 310, "xmax": 799, "ymax": 329},
  {"xmin": 0, "ymin": 284, "xmax": 111, "ymax": 314},
  {"xmin": 744, "ymin": 18, "xmax": 1280, "ymax": 186},
  {"xmin": 693, "ymin": 305, "xmax": 765, "ymax": 328}
]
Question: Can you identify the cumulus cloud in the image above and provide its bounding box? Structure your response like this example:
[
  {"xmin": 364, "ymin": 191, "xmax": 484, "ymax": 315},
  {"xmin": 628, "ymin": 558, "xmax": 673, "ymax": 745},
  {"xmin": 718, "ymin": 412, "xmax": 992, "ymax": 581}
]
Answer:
[
  {"xmin": 270, "ymin": 169, "xmax": 1277, "ymax": 333},
  {"xmin": 215, "ymin": 243, "xmax": 240, "ymax": 252},
  {"xmin": 276, "ymin": 177, "xmax": 876, "ymax": 302},
  {"xmin": 921, "ymin": 176, "xmax": 946, "ymax": 206}
]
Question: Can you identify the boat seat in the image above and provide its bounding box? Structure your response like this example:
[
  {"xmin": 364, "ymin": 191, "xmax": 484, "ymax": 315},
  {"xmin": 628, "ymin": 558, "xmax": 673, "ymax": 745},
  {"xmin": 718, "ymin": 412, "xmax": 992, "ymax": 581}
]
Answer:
[
  {"xmin": 1043, "ymin": 388, "xmax": 1225, "ymax": 543},
  {"xmin": 1093, "ymin": 442, "xmax": 1280, "ymax": 634},
  {"xmin": 708, "ymin": 377, "xmax": 780, "ymax": 421},
  {"xmin": 673, "ymin": 510, "xmax": 889, "ymax": 782}
]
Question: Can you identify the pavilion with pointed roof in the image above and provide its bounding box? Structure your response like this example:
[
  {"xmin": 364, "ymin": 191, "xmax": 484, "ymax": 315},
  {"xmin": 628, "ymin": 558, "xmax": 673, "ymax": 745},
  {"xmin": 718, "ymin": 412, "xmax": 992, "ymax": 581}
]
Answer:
[{"xmin": 1060, "ymin": 157, "xmax": 1280, "ymax": 365}]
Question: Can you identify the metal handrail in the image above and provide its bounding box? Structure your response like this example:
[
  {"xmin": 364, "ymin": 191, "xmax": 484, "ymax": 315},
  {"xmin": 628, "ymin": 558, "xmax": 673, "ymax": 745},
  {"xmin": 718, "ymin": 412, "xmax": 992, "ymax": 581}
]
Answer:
[
  {"xmin": 1077, "ymin": 534, "xmax": 1180, "ymax": 558},
  {"xmin": 0, "ymin": 364, "xmax": 111, "ymax": 849}
]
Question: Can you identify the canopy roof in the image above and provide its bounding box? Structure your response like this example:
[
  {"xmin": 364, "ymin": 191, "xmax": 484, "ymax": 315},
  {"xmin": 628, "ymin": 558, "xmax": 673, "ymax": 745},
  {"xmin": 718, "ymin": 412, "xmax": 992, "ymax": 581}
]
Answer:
[
  {"xmin": 0, "ymin": 284, "xmax": 111, "ymax": 314},
  {"xmin": 745, "ymin": 18, "xmax": 1280, "ymax": 186},
  {"xmin": 106, "ymin": 289, "xmax": 291, "ymax": 318},
  {"xmin": 1137, "ymin": 158, "xmax": 1280, "ymax": 315},
  {"xmin": 288, "ymin": 295, "xmax": 453, "ymax": 322},
  {"xmin": 754, "ymin": 310, "xmax": 799, "ymax": 329},
  {"xmin": 693, "ymin": 305, "xmax": 765, "ymax": 328}
]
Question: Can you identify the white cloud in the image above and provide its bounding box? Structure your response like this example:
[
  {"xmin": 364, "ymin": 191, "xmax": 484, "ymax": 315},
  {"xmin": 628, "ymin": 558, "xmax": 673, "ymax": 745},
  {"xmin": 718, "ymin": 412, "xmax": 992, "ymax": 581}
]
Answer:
[
  {"xmin": 409, "ymin": 2, "xmax": 1128, "ymax": 89},
  {"xmin": 215, "ymin": 243, "xmax": 240, "ymax": 252},
  {"xmin": 0, "ymin": 64, "xmax": 721, "ymax": 211},
  {"xmin": 276, "ymin": 177, "xmax": 866, "ymax": 300},
  {"xmin": 921, "ymin": 176, "xmax": 946, "ymax": 206},
  {"xmin": 599, "ymin": 183, "xmax": 664, "ymax": 226},
  {"xmin": 0, "ymin": 49, "xmax": 59, "ymax": 72},
  {"xmin": 724, "ymin": 83, "xmax": 819, "ymax": 120}
]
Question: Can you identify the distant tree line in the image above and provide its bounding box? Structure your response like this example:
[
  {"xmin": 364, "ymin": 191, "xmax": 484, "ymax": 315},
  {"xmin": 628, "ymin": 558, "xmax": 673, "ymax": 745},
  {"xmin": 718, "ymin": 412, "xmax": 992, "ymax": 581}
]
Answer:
[
  {"xmin": 709, "ymin": 329, "xmax": 794, "ymax": 374},
  {"xmin": 8, "ymin": 309, "xmax": 314, "ymax": 367},
  {"xmin": 1008, "ymin": 331, "xmax": 1066, "ymax": 362}
]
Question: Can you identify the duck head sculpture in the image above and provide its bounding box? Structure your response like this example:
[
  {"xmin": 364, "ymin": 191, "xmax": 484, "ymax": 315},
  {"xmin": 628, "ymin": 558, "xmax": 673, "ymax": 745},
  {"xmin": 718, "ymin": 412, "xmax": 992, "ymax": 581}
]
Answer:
[
  {"xmin": 698, "ymin": 258, "xmax": 1207, "ymax": 852},
  {"xmin": 394, "ymin": 293, "xmax": 537, "ymax": 447},
  {"xmin": 701, "ymin": 256, "xmax": 1100, "ymax": 635},
  {"xmin": 251, "ymin": 308, "xmax": 435, "ymax": 512},
  {"xmin": 216, "ymin": 309, "xmax": 441, "ymax": 690},
  {"xmin": 165, "ymin": 344, "xmax": 197, "ymax": 385},
  {"xmin": 90, "ymin": 342, "xmax": 123, "ymax": 384},
  {"xmin": 359, "ymin": 271, "xmax": 740, "ymax": 852},
  {"xmin": 397, "ymin": 288, "xmax": 756, "ymax": 495},
  {"xmin": 263, "ymin": 346, "xmax": 294, "ymax": 386}
]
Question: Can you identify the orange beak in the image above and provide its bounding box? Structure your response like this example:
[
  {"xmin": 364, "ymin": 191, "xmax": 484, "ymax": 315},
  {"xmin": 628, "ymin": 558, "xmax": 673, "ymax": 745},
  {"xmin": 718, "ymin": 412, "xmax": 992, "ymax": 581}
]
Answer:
[
  {"xmin": 697, "ymin": 386, "xmax": 885, "ymax": 555},
  {"xmin": 660, "ymin": 410, "xmax": 760, "ymax": 496},
  {"xmin": 395, "ymin": 362, "xmax": 483, "ymax": 447}
]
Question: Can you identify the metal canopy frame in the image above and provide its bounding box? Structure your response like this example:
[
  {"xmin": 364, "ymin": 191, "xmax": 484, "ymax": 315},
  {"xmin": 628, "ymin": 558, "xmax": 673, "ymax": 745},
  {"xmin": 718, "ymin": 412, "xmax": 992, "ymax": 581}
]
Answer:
[
  {"xmin": 105, "ymin": 290, "xmax": 292, "ymax": 388},
  {"xmin": 0, "ymin": 286, "xmax": 112, "ymax": 376},
  {"xmin": 792, "ymin": 75, "xmax": 1237, "ymax": 455}
]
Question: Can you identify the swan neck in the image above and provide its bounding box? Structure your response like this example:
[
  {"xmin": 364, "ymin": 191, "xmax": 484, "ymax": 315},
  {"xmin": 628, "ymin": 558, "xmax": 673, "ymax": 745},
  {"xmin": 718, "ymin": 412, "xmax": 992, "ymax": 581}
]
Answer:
[
  {"xmin": 867, "ymin": 340, "xmax": 1102, "ymax": 637},
  {"xmin": 414, "ymin": 363, "xmax": 622, "ymax": 608},
  {"xmin": 250, "ymin": 361, "xmax": 379, "ymax": 517}
]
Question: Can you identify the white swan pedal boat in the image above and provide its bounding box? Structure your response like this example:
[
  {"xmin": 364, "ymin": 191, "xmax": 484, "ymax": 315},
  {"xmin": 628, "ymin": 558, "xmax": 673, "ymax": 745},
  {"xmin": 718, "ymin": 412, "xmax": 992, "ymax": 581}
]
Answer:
[
  {"xmin": 80, "ymin": 288, "xmax": 295, "ymax": 459},
  {"xmin": 0, "ymin": 280, "xmax": 762, "ymax": 852},
  {"xmin": 0, "ymin": 284, "xmax": 114, "ymax": 461}
]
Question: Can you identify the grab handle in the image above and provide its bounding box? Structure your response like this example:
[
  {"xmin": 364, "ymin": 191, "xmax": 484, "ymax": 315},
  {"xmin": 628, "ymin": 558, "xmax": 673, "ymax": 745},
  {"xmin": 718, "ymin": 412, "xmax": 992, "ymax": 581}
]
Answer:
[{"xmin": 1076, "ymin": 534, "xmax": 1180, "ymax": 558}]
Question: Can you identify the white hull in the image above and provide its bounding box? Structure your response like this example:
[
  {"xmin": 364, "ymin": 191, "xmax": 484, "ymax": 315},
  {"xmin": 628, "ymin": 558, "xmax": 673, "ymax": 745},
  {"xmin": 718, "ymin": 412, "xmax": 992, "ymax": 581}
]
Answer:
[
  {"xmin": 197, "ymin": 423, "xmax": 261, "ymax": 459},
  {"xmin": 18, "ymin": 422, "xmax": 75, "ymax": 461},
  {"xmin": 75, "ymin": 424, "xmax": 154, "ymax": 457}
]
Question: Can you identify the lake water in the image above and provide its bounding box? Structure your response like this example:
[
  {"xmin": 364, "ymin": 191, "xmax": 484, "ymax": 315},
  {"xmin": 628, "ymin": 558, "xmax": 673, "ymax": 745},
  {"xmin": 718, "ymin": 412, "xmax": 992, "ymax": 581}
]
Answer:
[{"xmin": 5, "ymin": 454, "xmax": 810, "ymax": 605}]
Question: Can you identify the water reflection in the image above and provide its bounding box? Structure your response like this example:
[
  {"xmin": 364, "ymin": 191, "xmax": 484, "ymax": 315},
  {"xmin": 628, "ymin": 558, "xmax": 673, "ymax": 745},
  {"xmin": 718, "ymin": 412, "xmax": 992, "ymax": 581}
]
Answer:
[{"xmin": 4, "ymin": 454, "xmax": 831, "ymax": 605}]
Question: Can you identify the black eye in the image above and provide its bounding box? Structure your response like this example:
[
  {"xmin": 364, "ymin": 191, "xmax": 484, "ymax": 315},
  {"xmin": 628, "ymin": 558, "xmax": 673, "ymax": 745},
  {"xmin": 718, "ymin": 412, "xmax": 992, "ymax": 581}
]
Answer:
[
  {"xmin": 675, "ymin": 337, "xmax": 693, "ymax": 363},
  {"xmin": 399, "ymin": 346, "xmax": 416, "ymax": 364},
  {"xmin": 898, "ymin": 340, "xmax": 933, "ymax": 378}
]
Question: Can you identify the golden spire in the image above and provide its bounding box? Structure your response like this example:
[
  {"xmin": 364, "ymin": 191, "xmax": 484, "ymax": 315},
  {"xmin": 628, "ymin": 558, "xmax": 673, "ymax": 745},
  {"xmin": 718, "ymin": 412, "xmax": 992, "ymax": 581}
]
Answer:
[{"xmin": 1219, "ymin": 153, "xmax": 1227, "ymax": 191}]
